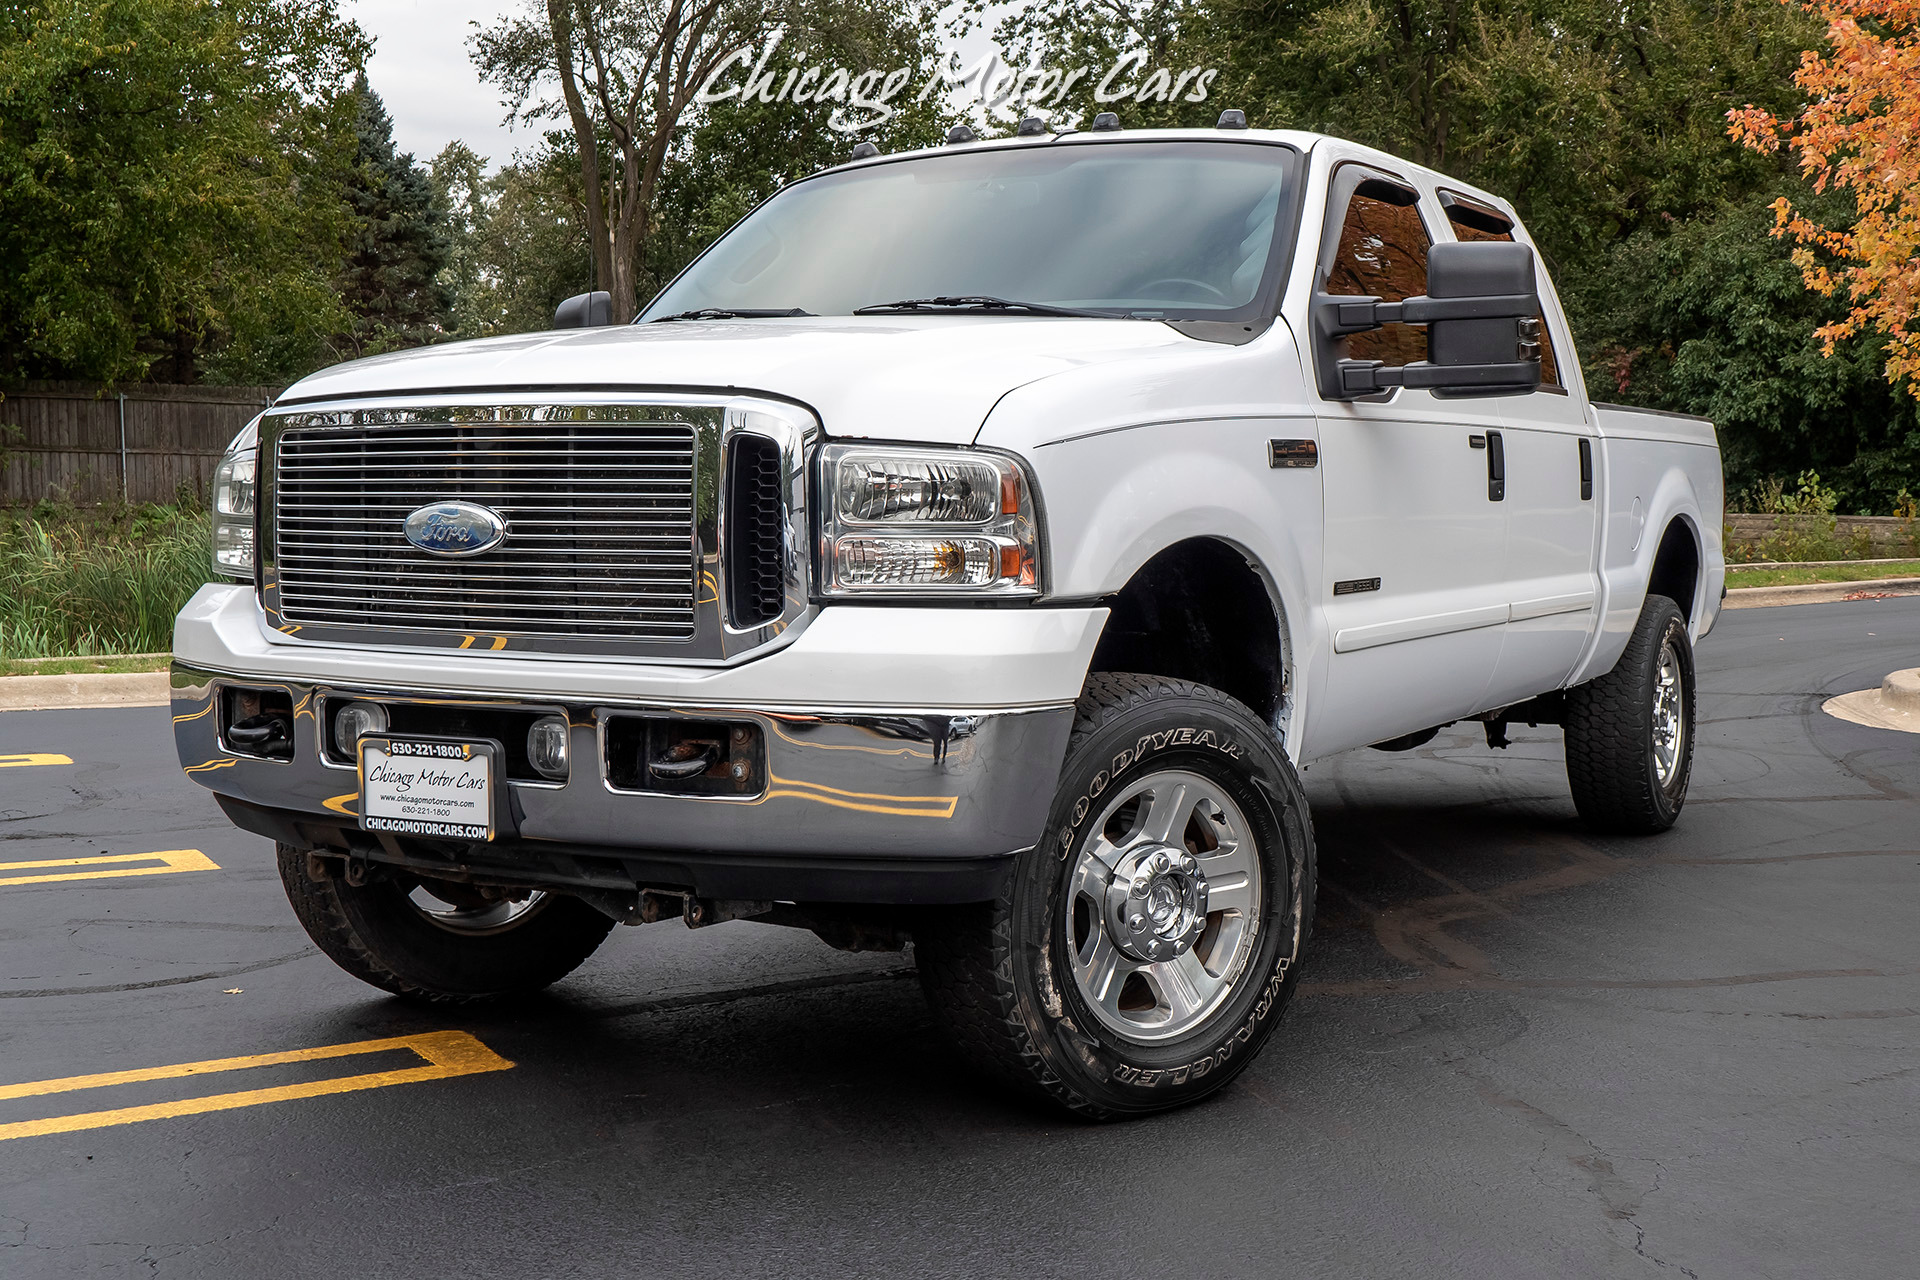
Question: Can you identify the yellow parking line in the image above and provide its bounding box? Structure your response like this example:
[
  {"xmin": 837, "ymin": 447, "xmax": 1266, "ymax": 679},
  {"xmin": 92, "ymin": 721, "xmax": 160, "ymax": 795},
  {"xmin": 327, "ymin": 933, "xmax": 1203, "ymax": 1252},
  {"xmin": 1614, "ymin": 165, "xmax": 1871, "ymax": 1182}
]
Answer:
[
  {"xmin": 0, "ymin": 849, "xmax": 219, "ymax": 887},
  {"xmin": 0, "ymin": 753, "xmax": 73, "ymax": 769},
  {"xmin": 0, "ymin": 1031, "xmax": 513, "ymax": 1141}
]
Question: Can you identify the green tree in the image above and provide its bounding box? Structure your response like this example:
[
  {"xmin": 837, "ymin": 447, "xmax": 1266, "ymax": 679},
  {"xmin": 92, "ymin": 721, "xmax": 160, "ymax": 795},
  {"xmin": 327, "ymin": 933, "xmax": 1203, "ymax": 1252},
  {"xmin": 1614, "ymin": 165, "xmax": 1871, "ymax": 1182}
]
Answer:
[
  {"xmin": 433, "ymin": 138, "xmax": 597, "ymax": 337},
  {"xmin": 334, "ymin": 74, "xmax": 454, "ymax": 356},
  {"xmin": 472, "ymin": 0, "xmax": 797, "ymax": 323},
  {"xmin": 427, "ymin": 141, "xmax": 492, "ymax": 338},
  {"xmin": 1576, "ymin": 189, "xmax": 1920, "ymax": 511},
  {"xmin": 0, "ymin": 0, "xmax": 369, "ymax": 384}
]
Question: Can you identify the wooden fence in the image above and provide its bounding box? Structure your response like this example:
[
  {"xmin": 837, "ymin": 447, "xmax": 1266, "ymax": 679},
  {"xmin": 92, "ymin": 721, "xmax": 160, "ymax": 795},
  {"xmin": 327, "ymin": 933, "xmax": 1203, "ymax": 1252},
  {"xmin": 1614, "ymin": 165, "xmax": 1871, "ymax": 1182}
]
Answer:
[{"xmin": 0, "ymin": 382, "xmax": 280, "ymax": 506}]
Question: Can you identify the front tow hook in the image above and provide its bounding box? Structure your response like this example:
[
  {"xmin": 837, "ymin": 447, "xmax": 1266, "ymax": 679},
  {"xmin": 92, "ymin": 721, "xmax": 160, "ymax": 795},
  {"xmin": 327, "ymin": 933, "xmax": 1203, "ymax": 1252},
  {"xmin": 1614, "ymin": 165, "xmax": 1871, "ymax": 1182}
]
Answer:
[
  {"xmin": 227, "ymin": 713, "xmax": 293, "ymax": 760},
  {"xmin": 648, "ymin": 741, "xmax": 720, "ymax": 781}
]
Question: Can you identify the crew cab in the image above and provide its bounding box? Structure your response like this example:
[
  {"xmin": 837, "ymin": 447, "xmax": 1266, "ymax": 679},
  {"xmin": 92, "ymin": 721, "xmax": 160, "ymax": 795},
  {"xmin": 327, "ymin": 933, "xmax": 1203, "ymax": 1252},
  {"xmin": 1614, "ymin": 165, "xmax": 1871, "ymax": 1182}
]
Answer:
[{"xmin": 173, "ymin": 118, "xmax": 1724, "ymax": 1118}]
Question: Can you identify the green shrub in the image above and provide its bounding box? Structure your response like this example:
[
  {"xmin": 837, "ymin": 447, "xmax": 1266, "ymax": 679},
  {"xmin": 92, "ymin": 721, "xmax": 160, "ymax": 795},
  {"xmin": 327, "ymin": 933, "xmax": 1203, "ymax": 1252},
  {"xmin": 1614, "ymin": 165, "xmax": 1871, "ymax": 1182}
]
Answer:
[
  {"xmin": 1737, "ymin": 471, "xmax": 1845, "ymax": 562},
  {"xmin": 0, "ymin": 503, "xmax": 211, "ymax": 658}
]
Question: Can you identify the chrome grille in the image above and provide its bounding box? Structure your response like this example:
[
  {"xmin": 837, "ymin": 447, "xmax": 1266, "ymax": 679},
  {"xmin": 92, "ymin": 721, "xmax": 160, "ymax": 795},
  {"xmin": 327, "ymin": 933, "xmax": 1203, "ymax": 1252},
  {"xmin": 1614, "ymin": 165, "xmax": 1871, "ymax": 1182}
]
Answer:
[{"xmin": 273, "ymin": 420, "xmax": 697, "ymax": 640}]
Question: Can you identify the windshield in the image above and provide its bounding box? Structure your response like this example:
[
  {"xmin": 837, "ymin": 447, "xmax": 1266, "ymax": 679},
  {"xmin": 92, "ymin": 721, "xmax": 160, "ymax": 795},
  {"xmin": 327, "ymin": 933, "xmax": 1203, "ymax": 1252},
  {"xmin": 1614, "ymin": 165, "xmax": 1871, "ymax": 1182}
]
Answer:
[{"xmin": 641, "ymin": 140, "xmax": 1298, "ymax": 322}]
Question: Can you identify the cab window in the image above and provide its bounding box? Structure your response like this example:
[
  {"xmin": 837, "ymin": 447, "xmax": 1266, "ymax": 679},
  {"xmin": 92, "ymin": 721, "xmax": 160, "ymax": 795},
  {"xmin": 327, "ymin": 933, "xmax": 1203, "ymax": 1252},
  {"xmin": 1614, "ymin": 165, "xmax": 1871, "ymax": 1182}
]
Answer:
[{"xmin": 1324, "ymin": 187, "xmax": 1431, "ymax": 367}]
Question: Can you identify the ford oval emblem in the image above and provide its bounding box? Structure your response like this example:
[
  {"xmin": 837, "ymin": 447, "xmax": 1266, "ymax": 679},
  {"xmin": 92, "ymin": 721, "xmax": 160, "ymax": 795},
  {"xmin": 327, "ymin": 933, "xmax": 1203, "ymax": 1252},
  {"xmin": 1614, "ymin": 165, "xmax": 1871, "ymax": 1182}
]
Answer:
[{"xmin": 402, "ymin": 501, "xmax": 507, "ymax": 557}]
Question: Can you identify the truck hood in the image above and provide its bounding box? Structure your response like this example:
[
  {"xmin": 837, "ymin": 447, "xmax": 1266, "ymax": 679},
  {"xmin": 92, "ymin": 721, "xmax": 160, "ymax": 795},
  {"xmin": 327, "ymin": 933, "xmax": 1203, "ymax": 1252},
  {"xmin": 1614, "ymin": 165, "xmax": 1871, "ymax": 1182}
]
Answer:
[{"xmin": 276, "ymin": 316, "xmax": 1203, "ymax": 444}]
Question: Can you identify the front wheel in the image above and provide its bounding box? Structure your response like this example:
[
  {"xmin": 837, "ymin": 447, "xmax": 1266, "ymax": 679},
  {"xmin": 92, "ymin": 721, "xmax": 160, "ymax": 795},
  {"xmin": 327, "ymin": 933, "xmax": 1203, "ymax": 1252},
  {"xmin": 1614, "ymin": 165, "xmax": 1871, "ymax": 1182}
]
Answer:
[
  {"xmin": 276, "ymin": 845, "xmax": 616, "ymax": 1002},
  {"xmin": 1563, "ymin": 594, "xmax": 1696, "ymax": 833},
  {"xmin": 916, "ymin": 674, "xmax": 1316, "ymax": 1118}
]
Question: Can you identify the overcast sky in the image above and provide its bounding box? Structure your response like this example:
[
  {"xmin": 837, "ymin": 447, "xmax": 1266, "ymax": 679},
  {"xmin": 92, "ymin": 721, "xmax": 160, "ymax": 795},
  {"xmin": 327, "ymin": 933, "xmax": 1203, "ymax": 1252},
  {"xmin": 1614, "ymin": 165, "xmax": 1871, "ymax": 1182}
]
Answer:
[
  {"xmin": 345, "ymin": 0, "xmax": 523, "ymax": 167},
  {"xmin": 344, "ymin": 0, "xmax": 1012, "ymax": 170}
]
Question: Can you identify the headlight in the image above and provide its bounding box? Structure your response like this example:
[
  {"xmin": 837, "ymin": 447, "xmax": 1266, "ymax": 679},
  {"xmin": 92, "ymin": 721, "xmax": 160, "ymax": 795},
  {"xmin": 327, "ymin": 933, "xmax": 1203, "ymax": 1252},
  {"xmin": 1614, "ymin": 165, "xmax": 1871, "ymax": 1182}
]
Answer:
[
  {"xmin": 211, "ymin": 447, "xmax": 256, "ymax": 579},
  {"xmin": 816, "ymin": 444, "xmax": 1042, "ymax": 596}
]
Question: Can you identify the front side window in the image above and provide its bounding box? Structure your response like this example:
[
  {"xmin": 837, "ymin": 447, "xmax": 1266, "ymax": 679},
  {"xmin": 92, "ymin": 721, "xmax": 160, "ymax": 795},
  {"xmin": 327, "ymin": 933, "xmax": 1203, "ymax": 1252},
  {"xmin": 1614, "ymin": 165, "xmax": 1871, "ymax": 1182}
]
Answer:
[
  {"xmin": 1323, "ymin": 185, "xmax": 1431, "ymax": 367},
  {"xmin": 642, "ymin": 141, "xmax": 1297, "ymax": 322}
]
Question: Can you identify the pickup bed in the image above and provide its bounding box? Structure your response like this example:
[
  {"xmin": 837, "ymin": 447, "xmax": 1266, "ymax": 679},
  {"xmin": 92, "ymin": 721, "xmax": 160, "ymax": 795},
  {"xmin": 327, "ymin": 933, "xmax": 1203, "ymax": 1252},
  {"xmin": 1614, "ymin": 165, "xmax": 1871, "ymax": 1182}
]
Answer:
[{"xmin": 174, "ymin": 121, "xmax": 1723, "ymax": 1117}]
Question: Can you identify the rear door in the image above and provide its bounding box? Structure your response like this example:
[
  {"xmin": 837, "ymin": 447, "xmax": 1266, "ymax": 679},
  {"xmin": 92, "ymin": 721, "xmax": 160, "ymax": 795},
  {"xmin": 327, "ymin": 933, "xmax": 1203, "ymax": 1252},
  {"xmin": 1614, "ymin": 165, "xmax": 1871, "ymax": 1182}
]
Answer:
[
  {"xmin": 1306, "ymin": 154, "xmax": 1512, "ymax": 756},
  {"xmin": 1435, "ymin": 191, "xmax": 1602, "ymax": 705}
]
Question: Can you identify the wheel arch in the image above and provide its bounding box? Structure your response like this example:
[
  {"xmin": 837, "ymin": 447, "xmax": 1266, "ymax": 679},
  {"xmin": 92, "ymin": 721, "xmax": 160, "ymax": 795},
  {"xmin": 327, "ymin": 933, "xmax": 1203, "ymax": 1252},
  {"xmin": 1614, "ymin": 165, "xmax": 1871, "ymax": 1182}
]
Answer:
[
  {"xmin": 1648, "ymin": 514, "xmax": 1703, "ymax": 623},
  {"xmin": 1085, "ymin": 536, "xmax": 1295, "ymax": 740}
]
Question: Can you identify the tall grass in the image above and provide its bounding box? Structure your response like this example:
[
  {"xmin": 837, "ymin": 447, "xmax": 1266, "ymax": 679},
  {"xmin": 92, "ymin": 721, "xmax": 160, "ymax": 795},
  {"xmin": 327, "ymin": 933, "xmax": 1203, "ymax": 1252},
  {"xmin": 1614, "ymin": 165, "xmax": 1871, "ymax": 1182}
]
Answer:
[{"xmin": 0, "ymin": 504, "xmax": 212, "ymax": 658}]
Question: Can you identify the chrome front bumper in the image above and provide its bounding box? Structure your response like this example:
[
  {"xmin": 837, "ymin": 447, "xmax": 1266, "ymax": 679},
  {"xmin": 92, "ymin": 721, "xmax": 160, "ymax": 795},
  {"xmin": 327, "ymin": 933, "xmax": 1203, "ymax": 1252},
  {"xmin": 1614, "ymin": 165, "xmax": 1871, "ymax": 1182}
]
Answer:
[
  {"xmin": 171, "ymin": 663, "xmax": 1075, "ymax": 903},
  {"xmin": 171, "ymin": 659, "xmax": 1073, "ymax": 856},
  {"xmin": 172, "ymin": 584, "xmax": 1105, "ymax": 902}
]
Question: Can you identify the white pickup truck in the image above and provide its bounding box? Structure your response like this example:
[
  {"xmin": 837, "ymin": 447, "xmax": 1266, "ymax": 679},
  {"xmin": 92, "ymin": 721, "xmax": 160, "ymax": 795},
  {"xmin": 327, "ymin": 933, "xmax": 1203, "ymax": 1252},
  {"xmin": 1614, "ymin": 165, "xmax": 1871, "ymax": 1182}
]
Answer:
[{"xmin": 173, "ymin": 118, "xmax": 1724, "ymax": 1118}]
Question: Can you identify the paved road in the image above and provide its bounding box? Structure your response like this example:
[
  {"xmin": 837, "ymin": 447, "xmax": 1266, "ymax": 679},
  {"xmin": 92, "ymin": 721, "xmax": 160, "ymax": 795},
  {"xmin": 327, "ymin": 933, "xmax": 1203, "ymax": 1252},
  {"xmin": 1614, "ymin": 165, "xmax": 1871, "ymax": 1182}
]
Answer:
[{"xmin": 3, "ymin": 599, "xmax": 1916, "ymax": 1278}]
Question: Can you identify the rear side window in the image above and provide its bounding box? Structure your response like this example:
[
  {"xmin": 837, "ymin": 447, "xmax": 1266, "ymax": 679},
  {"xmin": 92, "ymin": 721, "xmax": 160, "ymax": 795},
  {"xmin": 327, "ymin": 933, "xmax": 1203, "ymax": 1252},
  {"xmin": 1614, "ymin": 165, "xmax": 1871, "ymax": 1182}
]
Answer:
[
  {"xmin": 1324, "ymin": 191, "xmax": 1430, "ymax": 367},
  {"xmin": 1441, "ymin": 194, "xmax": 1561, "ymax": 387}
]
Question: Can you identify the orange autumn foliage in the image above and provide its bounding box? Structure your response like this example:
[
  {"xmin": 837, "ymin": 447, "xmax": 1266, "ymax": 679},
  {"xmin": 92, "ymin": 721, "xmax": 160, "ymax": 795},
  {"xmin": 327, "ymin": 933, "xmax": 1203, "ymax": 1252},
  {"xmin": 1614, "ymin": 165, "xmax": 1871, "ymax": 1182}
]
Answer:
[{"xmin": 1728, "ymin": 0, "xmax": 1920, "ymax": 395}]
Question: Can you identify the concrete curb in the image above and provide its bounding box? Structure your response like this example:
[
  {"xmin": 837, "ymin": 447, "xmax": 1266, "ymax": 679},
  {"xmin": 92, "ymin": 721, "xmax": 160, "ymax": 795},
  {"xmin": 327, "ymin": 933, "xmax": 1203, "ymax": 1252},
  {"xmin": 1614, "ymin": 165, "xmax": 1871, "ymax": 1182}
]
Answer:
[
  {"xmin": 1723, "ymin": 577, "xmax": 1920, "ymax": 610},
  {"xmin": 1824, "ymin": 668, "xmax": 1920, "ymax": 734},
  {"xmin": 0, "ymin": 672, "xmax": 170, "ymax": 712}
]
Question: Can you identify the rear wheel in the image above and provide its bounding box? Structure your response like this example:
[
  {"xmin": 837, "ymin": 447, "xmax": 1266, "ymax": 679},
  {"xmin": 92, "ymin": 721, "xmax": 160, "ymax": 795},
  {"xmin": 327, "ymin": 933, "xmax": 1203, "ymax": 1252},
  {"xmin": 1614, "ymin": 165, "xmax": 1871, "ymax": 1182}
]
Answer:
[
  {"xmin": 916, "ymin": 673, "xmax": 1315, "ymax": 1118},
  {"xmin": 1564, "ymin": 594, "xmax": 1696, "ymax": 833},
  {"xmin": 276, "ymin": 844, "xmax": 615, "ymax": 1001}
]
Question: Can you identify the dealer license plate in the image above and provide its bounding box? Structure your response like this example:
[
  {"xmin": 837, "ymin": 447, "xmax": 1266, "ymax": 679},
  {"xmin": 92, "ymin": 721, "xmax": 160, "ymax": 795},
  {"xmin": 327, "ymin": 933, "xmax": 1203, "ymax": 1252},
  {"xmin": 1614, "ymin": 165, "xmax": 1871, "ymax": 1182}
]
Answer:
[{"xmin": 358, "ymin": 737, "xmax": 496, "ymax": 841}]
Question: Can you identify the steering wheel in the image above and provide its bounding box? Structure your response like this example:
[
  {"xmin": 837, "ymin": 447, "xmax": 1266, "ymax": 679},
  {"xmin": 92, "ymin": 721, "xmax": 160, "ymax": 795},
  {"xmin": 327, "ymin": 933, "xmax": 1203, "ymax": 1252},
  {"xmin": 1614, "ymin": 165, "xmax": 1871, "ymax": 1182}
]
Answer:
[{"xmin": 1139, "ymin": 277, "xmax": 1232, "ymax": 303}]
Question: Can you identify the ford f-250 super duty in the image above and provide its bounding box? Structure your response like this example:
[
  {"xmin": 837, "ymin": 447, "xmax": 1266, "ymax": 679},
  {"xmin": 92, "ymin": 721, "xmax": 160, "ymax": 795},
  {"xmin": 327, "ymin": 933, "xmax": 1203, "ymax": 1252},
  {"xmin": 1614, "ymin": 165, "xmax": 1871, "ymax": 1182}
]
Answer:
[{"xmin": 173, "ymin": 117, "xmax": 1724, "ymax": 1118}]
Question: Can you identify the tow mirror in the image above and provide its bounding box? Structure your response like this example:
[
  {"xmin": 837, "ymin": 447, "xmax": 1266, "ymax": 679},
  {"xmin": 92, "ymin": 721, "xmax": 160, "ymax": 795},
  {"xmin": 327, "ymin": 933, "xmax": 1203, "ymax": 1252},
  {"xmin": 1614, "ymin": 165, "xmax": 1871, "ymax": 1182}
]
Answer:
[
  {"xmin": 1313, "ymin": 241, "xmax": 1543, "ymax": 399},
  {"xmin": 553, "ymin": 290, "xmax": 613, "ymax": 328}
]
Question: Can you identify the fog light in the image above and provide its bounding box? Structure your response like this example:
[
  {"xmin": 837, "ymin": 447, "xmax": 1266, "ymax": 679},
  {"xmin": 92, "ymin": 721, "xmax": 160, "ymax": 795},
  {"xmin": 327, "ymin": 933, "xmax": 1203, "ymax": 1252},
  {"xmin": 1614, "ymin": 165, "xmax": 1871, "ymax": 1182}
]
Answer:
[
  {"xmin": 528, "ymin": 716, "xmax": 570, "ymax": 781},
  {"xmin": 333, "ymin": 702, "xmax": 388, "ymax": 754}
]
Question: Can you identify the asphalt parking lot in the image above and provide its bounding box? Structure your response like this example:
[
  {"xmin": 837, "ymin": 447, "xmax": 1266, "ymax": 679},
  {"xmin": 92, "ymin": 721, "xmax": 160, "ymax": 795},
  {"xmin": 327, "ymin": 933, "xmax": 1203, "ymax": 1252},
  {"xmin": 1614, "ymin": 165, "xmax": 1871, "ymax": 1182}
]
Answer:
[{"xmin": 3, "ymin": 597, "xmax": 1916, "ymax": 1279}]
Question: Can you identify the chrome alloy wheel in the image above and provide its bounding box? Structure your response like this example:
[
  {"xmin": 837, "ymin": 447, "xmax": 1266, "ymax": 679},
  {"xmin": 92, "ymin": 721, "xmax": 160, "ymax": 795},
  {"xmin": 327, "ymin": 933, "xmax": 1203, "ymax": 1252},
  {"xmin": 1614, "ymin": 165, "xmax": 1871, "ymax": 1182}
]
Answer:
[
  {"xmin": 1652, "ymin": 638, "xmax": 1686, "ymax": 789},
  {"xmin": 1063, "ymin": 769, "xmax": 1263, "ymax": 1043},
  {"xmin": 407, "ymin": 883, "xmax": 548, "ymax": 935}
]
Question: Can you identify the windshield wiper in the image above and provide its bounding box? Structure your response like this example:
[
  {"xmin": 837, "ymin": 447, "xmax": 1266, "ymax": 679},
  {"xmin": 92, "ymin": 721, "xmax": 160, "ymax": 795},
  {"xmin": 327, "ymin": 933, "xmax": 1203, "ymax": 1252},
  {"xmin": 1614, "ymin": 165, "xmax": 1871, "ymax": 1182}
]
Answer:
[
  {"xmin": 649, "ymin": 307, "xmax": 813, "ymax": 322},
  {"xmin": 853, "ymin": 295, "xmax": 1114, "ymax": 319}
]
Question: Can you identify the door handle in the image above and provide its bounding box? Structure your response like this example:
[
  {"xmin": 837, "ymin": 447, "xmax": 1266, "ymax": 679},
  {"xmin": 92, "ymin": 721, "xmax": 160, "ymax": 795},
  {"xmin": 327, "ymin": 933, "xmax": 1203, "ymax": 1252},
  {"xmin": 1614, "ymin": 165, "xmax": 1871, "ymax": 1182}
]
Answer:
[
  {"xmin": 1486, "ymin": 430, "xmax": 1505, "ymax": 501},
  {"xmin": 1579, "ymin": 437, "xmax": 1594, "ymax": 500}
]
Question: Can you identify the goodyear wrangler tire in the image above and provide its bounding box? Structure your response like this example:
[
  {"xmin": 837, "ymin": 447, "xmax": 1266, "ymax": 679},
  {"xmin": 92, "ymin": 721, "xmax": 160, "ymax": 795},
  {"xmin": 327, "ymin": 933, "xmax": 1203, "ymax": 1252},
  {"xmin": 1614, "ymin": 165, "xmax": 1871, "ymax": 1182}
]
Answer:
[
  {"xmin": 1563, "ymin": 594, "xmax": 1696, "ymax": 834},
  {"xmin": 916, "ymin": 673, "xmax": 1316, "ymax": 1118},
  {"xmin": 276, "ymin": 844, "xmax": 615, "ymax": 1002}
]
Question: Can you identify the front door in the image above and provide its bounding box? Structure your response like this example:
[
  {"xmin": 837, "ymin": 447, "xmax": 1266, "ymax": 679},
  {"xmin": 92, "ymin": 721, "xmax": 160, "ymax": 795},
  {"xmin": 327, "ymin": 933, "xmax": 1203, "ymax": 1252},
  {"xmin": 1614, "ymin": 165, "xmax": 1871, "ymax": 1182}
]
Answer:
[
  {"xmin": 1306, "ymin": 158, "xmax": 1512, "ymax": 757},
  {"xmin": 1434, "ymin": 190, "xmax": 1602, "ymax": 706}
]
